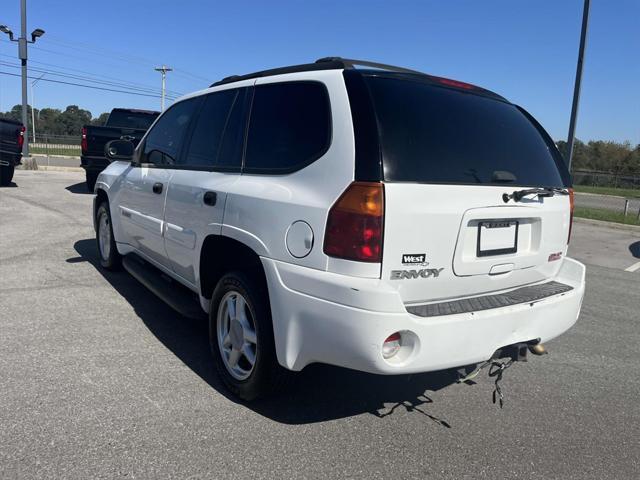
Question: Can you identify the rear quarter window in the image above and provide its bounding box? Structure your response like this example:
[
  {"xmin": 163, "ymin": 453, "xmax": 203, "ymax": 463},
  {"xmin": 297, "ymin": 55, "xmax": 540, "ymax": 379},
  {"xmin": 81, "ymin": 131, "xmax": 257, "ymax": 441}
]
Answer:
[
  {"xmin": 244, "ymin": 81, "xmax": 331, "ymax": 173},
  {"xmin": 364, "ymin": 76, "xmax": 569, "ymax": 187}
]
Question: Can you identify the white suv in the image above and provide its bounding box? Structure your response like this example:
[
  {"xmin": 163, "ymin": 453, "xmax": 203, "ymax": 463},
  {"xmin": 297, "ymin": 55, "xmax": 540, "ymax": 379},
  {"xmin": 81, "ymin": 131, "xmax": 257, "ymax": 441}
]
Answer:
[{"xmin": 94, "ymin": 57, "xmax": 585, "ymax": 400}]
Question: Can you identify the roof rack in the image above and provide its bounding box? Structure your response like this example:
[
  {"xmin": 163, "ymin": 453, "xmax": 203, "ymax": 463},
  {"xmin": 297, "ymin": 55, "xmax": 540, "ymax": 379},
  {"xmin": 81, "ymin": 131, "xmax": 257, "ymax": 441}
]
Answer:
[
  {"xmin": 315, "ymin": 57, "xmax": 423, "ymax": 75},
  {"xmin": 210, "ymin": 57, "xmax": 424, "ymax": 87}
]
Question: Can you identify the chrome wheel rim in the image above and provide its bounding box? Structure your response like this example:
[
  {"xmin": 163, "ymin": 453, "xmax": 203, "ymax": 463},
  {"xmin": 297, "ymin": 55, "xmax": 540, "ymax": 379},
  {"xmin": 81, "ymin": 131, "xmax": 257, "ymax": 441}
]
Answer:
[
  {"xmin": 98, "ymin": 210, "xmax": 111, "ymax": 261},
  {"xmin": 217, "ymin": 290, "xmax": 257, "ymax": 381}
]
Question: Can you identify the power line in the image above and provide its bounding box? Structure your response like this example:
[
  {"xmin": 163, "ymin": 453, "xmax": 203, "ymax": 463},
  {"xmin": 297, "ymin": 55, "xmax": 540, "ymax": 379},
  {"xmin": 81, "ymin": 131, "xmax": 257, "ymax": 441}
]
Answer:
[
  {"xmin": 3, "ymin": 35, "xmax": 211, "ymax": 85},
  {"xmin": 0, "ymin": 70, "xmax": 168, "ymax": 99},
  {"xmin": 0, "ymin": 52, "xmax": 184, "ymax": 96},
  {"xmin": 0, "ymin": 60, "xmax": 181, "ymax": 99},
  {"xmin": 42, "ymin": 33, "xmax": 212, "ymax": 83}
]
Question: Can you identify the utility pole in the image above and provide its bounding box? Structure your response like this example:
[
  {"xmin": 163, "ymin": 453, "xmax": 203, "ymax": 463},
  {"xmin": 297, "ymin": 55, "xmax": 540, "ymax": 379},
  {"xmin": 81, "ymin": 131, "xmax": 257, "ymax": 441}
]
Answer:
[
  {"xmin": 154, "ymin": 65, "xmax": 173, "ymax": 111},
  {"xmin": 0, "ymin": 0, "xmax": 45, "ymax": 157},
  {"xmin": 566, "ymin": 0, "xmax": 591, "ymax": 172},
  {"xmin": 30, "ymin": 73, "xmax": 45, "ymax": 143}
]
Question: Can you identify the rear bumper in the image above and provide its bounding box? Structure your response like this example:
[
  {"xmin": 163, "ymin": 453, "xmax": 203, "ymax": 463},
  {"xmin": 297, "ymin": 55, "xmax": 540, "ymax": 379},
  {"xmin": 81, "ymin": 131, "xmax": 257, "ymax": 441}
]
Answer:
[
  {"xmin": 81, "ymin": 155, "xmax": 109, "ymax": 173},
  {"xmin": 262, "ymin": 257, "xmax": 585, "ymax": 374}
]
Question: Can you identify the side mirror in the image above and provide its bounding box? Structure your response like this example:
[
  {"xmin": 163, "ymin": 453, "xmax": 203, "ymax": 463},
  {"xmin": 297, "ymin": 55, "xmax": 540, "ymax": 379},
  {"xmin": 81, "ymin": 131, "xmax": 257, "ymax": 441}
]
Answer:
[{"xmin": 104, "ymin": 139, "xmax": 134, "ymax": 161}]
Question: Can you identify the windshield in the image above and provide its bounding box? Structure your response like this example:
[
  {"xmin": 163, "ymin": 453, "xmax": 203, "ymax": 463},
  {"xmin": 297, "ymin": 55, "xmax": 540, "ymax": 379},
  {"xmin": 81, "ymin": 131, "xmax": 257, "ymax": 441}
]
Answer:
[
  {"xmin": 106, "ymin": 110, "xmax": 159, "ymax": 130},
  {"xmin": 364, "ymin": 76, "xmax": 570, "ymax": 187}
]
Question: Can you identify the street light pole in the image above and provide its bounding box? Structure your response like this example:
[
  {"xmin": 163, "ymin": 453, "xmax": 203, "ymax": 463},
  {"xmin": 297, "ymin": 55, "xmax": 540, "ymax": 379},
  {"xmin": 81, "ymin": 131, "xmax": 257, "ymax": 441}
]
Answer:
[
  {"xmin": 0, "ymin": 0, "xmax": 45, "ymax": 158},
  {"xmin": 154, "ymin": 65, "xmax": 173, "ymax": 111},
  {"xmin": 19, "ymin": 0, "xmax": 28, "ymax": 155},
  {"xmin": 566, "ymin": 0, "xmax": 591, "ymax": 172}
]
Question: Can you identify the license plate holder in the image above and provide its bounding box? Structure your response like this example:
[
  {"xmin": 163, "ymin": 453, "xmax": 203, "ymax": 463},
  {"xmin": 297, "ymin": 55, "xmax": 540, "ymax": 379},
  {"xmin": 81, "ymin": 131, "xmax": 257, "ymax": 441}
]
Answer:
[{"xmin": 477, "ymin": 220, "xmax": 519, "ymax": 257}]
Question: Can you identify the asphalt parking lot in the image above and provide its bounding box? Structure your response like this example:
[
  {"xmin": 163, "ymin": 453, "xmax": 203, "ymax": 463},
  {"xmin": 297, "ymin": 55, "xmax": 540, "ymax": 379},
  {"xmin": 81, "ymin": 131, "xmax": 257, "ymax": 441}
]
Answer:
[{"xmin": 1, "ymin": 170, "xmax": 639, "ymax": 479}]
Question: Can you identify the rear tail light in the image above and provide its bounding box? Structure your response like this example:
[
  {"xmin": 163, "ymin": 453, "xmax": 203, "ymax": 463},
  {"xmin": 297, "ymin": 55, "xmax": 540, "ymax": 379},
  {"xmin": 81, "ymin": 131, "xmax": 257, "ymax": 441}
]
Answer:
[
  {"xmin": 323, "ymin": 182, "xmax": 384, "ymax": 263},
  {"xmin": 17, "ymin": 125, "xmax": 25, "ymax": 148},
  {"xmin": 81, "ymin": 127, "xmax": 88, "ymax": 154},
  {"xmin": 568, "ymin": 188, "xmax": 575, "ymax": 244},
  {"xmin": 432, "ymin": 76, "xmax": 476, "ymax": 90}
]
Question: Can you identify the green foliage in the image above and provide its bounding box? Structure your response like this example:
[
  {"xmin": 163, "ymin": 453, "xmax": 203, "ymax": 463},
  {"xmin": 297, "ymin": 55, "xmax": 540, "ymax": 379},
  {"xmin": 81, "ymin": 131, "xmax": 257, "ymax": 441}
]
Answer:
[
  {"xmin": 557, "ymin": 139, "xmax": 640, "ymax": 173},
  {"xmin": 0, "ymin": 104, "xmax": 109, "ymax": 136}
]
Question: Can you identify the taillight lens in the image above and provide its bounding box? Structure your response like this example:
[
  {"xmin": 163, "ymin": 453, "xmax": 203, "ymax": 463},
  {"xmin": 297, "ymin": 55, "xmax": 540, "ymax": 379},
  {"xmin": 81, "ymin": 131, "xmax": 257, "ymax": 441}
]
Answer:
[
  {"xmin": 17, "ymin": 126, "xmax": 25, "ymax": 148},
  {"xmin": 81, "ymin": 127, "xmax": 88, "ymax": 154},
  {"xmin": 323, "ymin": 182, "xmax": 384, "ymax": 262},
  {"xmin": 568, "ymin": 188, "xmax": 575, "ymax": 244}
]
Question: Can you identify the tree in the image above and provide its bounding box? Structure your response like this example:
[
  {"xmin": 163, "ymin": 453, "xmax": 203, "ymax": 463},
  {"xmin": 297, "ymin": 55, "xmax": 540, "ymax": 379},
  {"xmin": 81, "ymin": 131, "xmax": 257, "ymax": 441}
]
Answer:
[
  {"xmin": 91, "ymin": 112, "xmax": 110, "ymax": 127},
  {"xmin": 57, "ymin": 105, "xmax": 92, "ymax": 135}
]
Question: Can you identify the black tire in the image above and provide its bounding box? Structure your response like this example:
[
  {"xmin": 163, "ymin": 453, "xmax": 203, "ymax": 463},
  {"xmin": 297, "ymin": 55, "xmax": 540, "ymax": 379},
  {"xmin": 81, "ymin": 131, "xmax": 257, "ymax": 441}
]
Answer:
[
  {"xmin": 0, "ymin": 164, "xmax": 14, "ymax": 186},
  {"xmin": 86, "ymin": 171, "xmax": 97, "ymax": 192},
  {"xmin": 210, "ymin": 271, "xmax": 289, "ymax": 401},
  {"xmin": 95, "ymin": 202, "xmax": 121, "ymax": 270}
]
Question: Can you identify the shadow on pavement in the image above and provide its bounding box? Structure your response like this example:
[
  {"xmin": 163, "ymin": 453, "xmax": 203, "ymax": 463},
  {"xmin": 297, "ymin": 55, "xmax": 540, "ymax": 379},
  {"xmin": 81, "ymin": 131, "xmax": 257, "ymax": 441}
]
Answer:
[
  {"xmin": 72, "ymin": 238, "xmax": 466, "ymax": 426},
  {"xmin": 66, "ymin": 181, "xmax": 92, "ymax": 195},
  {"xmin": 630, "ymin": 241, "xmax": 640, "ymax": 259}
]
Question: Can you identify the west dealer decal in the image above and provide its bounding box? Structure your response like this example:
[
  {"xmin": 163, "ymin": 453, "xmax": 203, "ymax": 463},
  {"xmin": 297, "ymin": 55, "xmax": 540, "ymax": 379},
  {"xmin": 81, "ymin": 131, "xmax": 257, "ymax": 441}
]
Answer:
[
  {"xmin": 402, "ymin": 253, "xmax": 428, "ymax": 266},
  {"xmin": 392, "ymin": 253, "xmax": 443, "ymax": 280}
]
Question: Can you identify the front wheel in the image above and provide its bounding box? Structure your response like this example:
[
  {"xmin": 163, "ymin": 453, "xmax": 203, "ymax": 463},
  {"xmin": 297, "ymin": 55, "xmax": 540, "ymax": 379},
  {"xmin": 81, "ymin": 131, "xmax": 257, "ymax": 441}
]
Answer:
[
  {"xmin": 95, "ymin": 202, "xmax": 121, "ymax": 270},
  {"xmin": 210, "ymin": 271, "xmax": 288, "ymax": 401}
]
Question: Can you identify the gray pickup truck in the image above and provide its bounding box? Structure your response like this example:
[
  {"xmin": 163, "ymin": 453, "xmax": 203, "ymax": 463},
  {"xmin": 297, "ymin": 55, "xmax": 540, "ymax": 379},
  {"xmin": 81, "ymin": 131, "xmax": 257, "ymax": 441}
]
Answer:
[
  {"xmin": 81, "ymin": 108, "xmax": 158, "ymax": 190},
  {"xmin": 0, "ymin": 118, "xmax": 24, "ymax": 186}
]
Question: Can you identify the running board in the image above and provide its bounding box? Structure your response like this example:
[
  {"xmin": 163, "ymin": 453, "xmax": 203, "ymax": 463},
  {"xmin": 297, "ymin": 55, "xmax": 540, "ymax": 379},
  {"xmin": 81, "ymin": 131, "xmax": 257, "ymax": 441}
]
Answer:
[
  {"xmin": 406, "ymin": 281, "xmax": 573, "ymax": 318},
  {"xmin": 122, "ymin": 255, "xmax": 207, "ymax": 321}
]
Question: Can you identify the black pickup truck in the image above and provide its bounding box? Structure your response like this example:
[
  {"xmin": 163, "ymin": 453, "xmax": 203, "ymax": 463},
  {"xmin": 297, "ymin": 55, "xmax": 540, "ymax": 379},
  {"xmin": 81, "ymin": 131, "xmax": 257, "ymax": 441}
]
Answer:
[
  {"xmin": 81, "ymin": 108, "xmax": 159, "ymax": 190},
  {"xmin": 0, "ymin": 118, "xmax": 25, "ymax": 186}
]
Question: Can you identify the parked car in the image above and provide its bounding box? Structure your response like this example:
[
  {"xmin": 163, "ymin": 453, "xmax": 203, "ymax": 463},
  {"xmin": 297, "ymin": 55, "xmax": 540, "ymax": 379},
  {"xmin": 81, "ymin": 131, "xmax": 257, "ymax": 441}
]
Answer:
[
  {"xmin": 81, "ymin": 108, "xmax": 159, "ymax": 191},
  {"xmin": 0, "ymin": 117, "xmax": 25, "ymax": 186},
  {"xmin": 92, "ymin": 57, "xmax": 586, "ymax": 400}
]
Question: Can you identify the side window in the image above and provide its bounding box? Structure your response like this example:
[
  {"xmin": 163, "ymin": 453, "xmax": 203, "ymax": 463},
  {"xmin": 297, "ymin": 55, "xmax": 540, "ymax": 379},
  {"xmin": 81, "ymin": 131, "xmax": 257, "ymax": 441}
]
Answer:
[
  {"xmin": 244, "ymin": 82, "xmax": 331, "ymax": 173},
  {"xmin": 142, "ymin": 98, "xmax": 199, "ymax": 165},
  {"xmin": 182, "ymin": 88, "xmax": 247, "ymax": 169}
]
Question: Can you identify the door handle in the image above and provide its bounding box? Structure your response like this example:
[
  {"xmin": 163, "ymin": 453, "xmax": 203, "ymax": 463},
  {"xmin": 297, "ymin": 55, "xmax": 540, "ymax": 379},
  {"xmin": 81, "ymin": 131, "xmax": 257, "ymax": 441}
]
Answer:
[
  {"xmin": 203, "ymin": 191, "xmax": 217, "ymax": 206},
  {"xmin": 152, "ymin": 182, "xmax": 163, "ymax": 194}
]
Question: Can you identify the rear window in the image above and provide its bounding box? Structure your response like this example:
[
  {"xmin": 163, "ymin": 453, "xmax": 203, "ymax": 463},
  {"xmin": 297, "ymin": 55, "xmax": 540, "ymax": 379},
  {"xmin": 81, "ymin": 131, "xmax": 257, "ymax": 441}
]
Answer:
[
  {"xmin": 364, "ymin": 76, "xmax": 569, "ymax": 187},
  {"xmin": 107, "ymin": 110, "xmax": 159, "ymax": 130},
  {"xmin": 244, "ymin": 81, "xmax": 331, "ymax": 173}
]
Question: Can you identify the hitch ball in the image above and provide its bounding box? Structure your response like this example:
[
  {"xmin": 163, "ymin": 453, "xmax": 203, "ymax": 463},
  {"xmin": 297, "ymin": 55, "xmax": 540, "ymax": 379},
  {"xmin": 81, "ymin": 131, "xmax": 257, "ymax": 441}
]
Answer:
[{"xmin": 528, "ymin": 343, "xmax": 548, "ymax": 356}]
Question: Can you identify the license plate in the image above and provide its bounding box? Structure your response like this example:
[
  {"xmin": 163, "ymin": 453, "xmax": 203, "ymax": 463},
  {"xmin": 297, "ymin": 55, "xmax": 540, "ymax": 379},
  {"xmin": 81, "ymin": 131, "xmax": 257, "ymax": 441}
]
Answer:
[{"xmin": 477, "ymin": 220, "xmax": 518, "ymax": 257}]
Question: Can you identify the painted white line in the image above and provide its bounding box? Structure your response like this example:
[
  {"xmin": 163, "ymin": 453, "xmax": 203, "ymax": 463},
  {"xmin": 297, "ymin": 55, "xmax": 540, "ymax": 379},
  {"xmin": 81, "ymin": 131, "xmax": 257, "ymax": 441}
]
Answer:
[{"xmin": 625, "ymin": 261, "xmax": 640, "ymax": 273}]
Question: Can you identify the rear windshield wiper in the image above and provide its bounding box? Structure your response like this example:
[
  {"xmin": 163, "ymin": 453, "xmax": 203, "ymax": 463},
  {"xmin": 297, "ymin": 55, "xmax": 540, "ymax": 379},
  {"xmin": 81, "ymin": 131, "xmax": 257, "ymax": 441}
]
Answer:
[{"xmin": 502, "ymin": 187, "xmax": 569, "ymax": 203}]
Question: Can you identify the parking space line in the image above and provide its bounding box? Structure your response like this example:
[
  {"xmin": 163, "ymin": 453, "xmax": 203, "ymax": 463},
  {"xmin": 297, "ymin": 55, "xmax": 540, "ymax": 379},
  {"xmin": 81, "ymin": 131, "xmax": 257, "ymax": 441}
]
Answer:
[{"xmin": 624, "ymin": 261, "xmax": 640, "ymax": 273}]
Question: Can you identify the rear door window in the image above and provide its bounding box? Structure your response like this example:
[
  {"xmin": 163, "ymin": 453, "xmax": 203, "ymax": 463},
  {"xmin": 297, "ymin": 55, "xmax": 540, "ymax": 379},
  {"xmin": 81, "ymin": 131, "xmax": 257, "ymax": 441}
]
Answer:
[
  {"xmin": 364, "ymin": 76, "xmax": 569, "ymax": 187},
  {"xmin": 244, "ymin": 82, "xmax": 331, "ymax": 173},
  {"xmin": 182, "ymin": 88, "xmax": 247, "ymax": 169}
]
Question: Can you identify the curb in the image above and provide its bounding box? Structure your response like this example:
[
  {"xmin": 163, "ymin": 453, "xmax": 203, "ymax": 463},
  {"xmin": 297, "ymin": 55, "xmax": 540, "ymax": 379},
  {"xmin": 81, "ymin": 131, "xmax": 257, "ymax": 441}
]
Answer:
[
  {"xmin": 17, "ymin": 165, "xmax": 84, "ymax": 173},
  {"xmin": 574, "ymin": 216, "xmax": 640, "ymax": 233}
]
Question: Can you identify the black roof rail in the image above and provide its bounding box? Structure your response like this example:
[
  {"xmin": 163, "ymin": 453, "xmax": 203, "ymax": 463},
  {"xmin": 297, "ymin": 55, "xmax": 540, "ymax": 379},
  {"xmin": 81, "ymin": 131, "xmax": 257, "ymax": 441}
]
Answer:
[
  {"xmin": 315, "ymin": 57, "xmax": 424, "ymax": 75},
  {"xmin": 209, "ymin": 57, "xmax": 424, "ymax": 87},
  {"xmin": 210, "ymin": 59, "xmax": 346, "ymax": 87}
]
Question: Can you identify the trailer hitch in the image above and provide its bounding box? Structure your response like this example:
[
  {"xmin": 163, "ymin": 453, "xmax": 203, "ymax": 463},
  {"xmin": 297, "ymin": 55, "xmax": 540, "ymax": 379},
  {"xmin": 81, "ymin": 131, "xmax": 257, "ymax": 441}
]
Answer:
[{"xmin": 458, "ymin": 341, "xmax": 546, "ymax": 408}]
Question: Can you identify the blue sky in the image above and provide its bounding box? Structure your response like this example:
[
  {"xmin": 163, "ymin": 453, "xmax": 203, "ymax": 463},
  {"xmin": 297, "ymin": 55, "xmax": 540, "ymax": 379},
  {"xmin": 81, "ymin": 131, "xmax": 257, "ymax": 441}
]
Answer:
[{"xmin": 0, "ymin": 0, "xmax": 638, "ymax": 143}]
